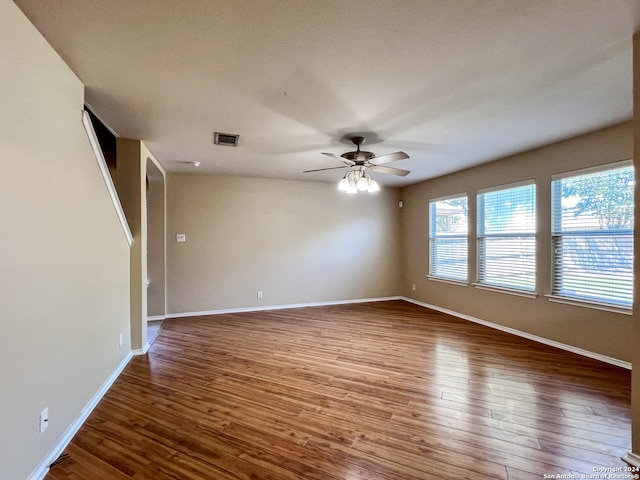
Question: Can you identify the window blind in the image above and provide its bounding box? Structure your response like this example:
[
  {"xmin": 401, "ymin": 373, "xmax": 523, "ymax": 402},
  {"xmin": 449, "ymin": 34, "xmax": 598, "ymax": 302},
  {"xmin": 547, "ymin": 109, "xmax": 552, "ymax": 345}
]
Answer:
[
  {"xmin": 477, "ymin": 183, "xmax": 536, "ymax": 291},
  {"xmin": 429, "ymin": 195, "xmax": 468, "ymax": 281},
  {"xmin": 551, "ymin": 163, "xmax": 634, "ymax": 307}
]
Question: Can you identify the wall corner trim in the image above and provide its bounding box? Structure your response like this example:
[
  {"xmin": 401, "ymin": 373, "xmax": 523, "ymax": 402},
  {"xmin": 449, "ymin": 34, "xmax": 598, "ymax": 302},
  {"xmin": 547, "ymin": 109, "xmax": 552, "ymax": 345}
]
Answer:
[
  {"xmin": 401, "ymin": 297, "xmax": 631, "ymax": 370},
  {"xmin": 132, "ymin": 343, "xmax": 151, "ymax": 356},
  {"xmin": 28, "ymin": 352, "xmax": 133, "ymax": 480}
]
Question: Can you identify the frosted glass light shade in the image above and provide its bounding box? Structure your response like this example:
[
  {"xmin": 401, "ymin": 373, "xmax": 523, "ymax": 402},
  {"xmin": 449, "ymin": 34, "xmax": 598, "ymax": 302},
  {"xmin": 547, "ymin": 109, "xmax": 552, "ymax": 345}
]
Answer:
[
  {"xmin": 337, "ymin": 169, "xmax": 381, "ymax": 195},
  {"xmin": 347, "ymin": 176, "xmax": 358, "ymax": 193}
]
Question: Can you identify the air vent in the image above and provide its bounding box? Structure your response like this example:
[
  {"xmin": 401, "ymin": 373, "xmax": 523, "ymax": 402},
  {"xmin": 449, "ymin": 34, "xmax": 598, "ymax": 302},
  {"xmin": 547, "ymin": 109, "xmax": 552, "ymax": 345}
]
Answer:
[{"xmin": 214, "ymin": 132, "xmax": 239, "ymax": 147}]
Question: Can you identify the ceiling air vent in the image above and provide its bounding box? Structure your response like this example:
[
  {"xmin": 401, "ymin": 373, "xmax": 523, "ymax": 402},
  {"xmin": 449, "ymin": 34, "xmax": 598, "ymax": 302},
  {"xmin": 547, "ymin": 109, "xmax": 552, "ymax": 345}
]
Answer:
[{"xmin": 214, "ymin": 132, "xmax": 239, "ymax": 147}]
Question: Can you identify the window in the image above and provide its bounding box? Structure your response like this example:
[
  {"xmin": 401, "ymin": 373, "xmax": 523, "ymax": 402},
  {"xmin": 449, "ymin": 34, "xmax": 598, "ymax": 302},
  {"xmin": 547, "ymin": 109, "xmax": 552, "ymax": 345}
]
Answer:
[
  {"xmin": 477, "ymin": 182, "xmax": 536, "ymax": 292},
  {"xmin": 551, "ymin": 162, "xmax": 634, "ymax": 308},
  {"xmin": 429, "ymin": 195, "xmax": 468, "ymax": 282}
]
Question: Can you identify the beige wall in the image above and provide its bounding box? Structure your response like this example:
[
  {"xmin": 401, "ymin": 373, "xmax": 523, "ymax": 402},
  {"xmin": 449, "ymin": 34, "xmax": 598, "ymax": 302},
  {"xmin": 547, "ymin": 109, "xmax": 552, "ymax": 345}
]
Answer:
[
  {"xmin": 0, "ymin": 2, "xmax": 130, "ymax": 479},
  {"xmin": 116, "ymin": 139, "xmax": 148, "ymax": 350},
  {"xmin": 167, "ymin": 173, "xmax": 402, "ymax": 313},
  {"xmin": 401, "ymin": 122, "xmax": 633, "ymax": 363}
]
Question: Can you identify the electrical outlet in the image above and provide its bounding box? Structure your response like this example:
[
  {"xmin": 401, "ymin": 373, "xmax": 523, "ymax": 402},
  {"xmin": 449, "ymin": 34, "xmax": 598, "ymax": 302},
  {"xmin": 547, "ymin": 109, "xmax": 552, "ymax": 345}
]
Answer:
[
  {"xmin": 412, "ymin": 284, "xmax": 416, "ymax": 291},
  {"xmin": 119, "ymin": 332, "xmax": 123, "ymax": 348},
  {"xmin": 257, "ymin": 291, "xmax": 263, "ymax": 299},
  {"xmin": 39, "ymin": 408, "xmax": 48, "ymax": 434}
]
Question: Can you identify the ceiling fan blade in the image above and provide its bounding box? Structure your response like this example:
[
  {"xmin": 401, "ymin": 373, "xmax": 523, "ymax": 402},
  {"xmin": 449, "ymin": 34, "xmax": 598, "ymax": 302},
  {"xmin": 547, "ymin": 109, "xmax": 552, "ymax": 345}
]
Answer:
[
  {"xmin": 369, "ymin": 165, "xmax": 410, "ymax": 177},
  {"xmin": 322, "ymin": 152, "xmax": 356, "ymax": 165},
  {"xmin": 303, "ymin": 166, "xmax": 348, "ymax": 173},
  {"xmin": 371, "ymin": 151, "xmax": 409, "ymax": 164}
]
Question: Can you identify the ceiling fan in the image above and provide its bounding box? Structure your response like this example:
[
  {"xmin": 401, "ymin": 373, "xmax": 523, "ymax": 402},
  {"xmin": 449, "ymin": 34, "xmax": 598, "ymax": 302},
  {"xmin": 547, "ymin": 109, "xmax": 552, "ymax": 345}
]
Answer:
[{"xmin": 303, "ymin": 136, "xmax": 410, "ymax": 177}]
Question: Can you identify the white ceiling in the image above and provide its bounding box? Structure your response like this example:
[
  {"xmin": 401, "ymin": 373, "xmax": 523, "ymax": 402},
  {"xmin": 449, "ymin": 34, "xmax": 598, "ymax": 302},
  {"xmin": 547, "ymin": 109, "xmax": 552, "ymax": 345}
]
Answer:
[{"xmin": 14, "ymin": 0, "xmax": 640, "ymax": 187}]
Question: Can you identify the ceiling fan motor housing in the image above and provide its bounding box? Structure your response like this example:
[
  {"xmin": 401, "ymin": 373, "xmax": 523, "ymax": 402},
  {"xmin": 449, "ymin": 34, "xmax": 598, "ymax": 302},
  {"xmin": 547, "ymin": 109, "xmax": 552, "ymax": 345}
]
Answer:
[{"xmin": 341, "ymin": 151, "xmax": 375, "ymax": 163}]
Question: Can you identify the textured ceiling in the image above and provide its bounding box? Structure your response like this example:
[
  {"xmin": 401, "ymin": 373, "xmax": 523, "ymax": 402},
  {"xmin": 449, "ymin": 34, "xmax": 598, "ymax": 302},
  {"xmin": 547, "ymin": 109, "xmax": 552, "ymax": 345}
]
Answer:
[{"xmin": 13, "ymin": 0, "xmax": 640, "ymax": 187}]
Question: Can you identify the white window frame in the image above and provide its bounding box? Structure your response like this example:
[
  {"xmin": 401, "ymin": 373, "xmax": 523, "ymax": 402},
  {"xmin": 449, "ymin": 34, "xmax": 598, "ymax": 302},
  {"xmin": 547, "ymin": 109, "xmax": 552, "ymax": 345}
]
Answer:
[
  {"xmin": 475, "ymin": 180, "xmax": 537, "ymax": 297},
  {"xmin": 428, "ymin": 193, "xmax": 469, "ymax": 284}
]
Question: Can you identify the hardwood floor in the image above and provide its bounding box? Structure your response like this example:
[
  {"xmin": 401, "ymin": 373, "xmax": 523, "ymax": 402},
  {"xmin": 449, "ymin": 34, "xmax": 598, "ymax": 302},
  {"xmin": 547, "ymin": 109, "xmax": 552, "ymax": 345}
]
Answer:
[{"xmin": 45, "ymin": 300, "xmax": 632, "ymax": 480}]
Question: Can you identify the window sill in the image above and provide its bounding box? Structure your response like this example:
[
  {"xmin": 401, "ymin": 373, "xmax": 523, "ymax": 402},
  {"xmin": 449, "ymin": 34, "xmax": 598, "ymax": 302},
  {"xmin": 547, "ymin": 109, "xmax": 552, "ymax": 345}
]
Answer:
[
  {"xmin": 427, "ymin": 276, "xmax": 468, "ymax": 287},
  {"xmin": 545, "ymin": 295, "xmax": 632, "ymax": 315},
  {"xmin": 472, "ymin": 283, "xmax": 538, "ymax": 299}
]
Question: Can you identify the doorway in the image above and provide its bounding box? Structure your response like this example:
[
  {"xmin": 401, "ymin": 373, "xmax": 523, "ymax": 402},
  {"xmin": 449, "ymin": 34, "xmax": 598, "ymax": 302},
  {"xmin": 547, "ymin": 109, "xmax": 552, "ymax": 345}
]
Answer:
[{"xmin": 146, "ymin": 158, "xmax": 166, "ymax": 345}]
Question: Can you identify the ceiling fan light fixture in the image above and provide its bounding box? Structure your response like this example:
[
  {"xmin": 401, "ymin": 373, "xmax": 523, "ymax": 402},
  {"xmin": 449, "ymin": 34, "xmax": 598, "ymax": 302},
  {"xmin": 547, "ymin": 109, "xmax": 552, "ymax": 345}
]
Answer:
[
  {"xmin": 338, "ymin": 169, "xmax": 380, "ymax": 195},
  {"xmin": 305, "ymin": 135, "xmax": 409, "ymax": 192}
]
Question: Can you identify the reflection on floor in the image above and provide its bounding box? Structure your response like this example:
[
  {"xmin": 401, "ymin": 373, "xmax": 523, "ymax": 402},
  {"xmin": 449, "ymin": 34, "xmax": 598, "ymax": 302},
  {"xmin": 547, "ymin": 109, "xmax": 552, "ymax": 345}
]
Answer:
[{"xmin": 147, "ymin": 320, "xmax": 164, "ymax": 346}]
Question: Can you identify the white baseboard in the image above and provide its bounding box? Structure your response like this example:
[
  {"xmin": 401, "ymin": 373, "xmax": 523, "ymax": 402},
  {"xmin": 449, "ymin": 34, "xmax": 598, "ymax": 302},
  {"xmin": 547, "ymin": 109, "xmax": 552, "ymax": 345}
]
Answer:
[
  {"xmin": 622, "ymin": 451, "xmax": 640, "ymax": 468},
  {"xmin": 132, "ymin": 342, "xmax": 151, "ymax": 356},
  {"xmin": 147, "ymin": 315, "xmax": 166, "ymax": 322},
  {"xmin": 401, "ymin": 297, "xmax": 631, "ymax": 370},
  {"xmin": 28, "ymin": 351, "xmax": 133, "ymax": 480},
  {"xmin": 166, "ymin": 296, "xmax": 403, "ymax": 319}
]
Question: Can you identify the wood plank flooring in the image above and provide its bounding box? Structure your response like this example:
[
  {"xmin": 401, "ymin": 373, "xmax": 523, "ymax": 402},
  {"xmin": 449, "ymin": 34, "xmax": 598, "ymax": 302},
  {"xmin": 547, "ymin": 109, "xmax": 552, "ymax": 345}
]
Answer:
[{"xmin": 45, "ymin": 300, "xmax": 632, "ymax": 480}]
